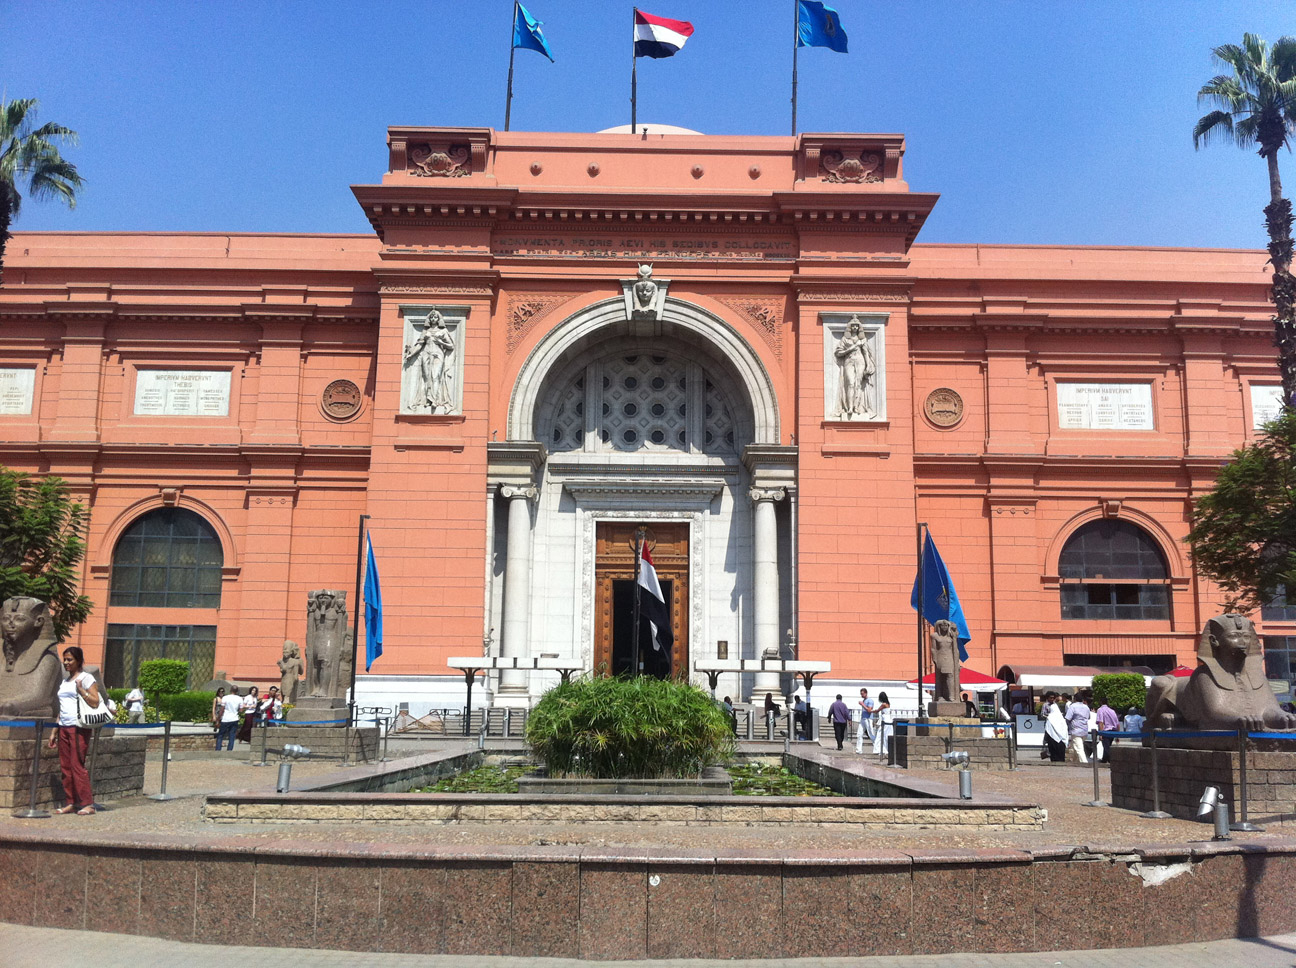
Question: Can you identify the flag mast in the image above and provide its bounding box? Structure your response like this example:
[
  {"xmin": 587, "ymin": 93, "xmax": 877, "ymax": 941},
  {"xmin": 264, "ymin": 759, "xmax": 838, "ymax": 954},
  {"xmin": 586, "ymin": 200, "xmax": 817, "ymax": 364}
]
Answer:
[
  {"xmin": 631, "ymin": 527, "xmax": 646, "ymax": 676},
  {"xmin": 504, "ymin": 1, "xmax": 519, "ymax": 131},
  {"xmin": 348, "ymin": 513, "xmax": 371, "ymax": 728},
  {"xmin": 791, "ymin": 0, "xmax": 799, "ymax": 135},
  {"xmin": 915, "ymin": 521, "xmax": 927, "ymax": 704},
  {"xmin": 630, "ymin": 7, "xmax": 638, "ymax": 134}
]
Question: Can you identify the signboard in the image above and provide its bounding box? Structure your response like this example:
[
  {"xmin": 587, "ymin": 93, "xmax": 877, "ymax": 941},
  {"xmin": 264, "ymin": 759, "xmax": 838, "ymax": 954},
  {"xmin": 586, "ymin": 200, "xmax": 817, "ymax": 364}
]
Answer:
[
  {"xmin": 1251, "ymin": 384, "xmax": 1283, "ymax": 430},
  {"xmin": 1056, "ymin": 383, "xmax": 1154, "ymax": 430},
  {"xmin": 133, "ymin": 370, "xmax": 230, "ymax": 417},
  {"xmin": 0, "ymin": 368, "xmax": 35, "ymax": 415}
]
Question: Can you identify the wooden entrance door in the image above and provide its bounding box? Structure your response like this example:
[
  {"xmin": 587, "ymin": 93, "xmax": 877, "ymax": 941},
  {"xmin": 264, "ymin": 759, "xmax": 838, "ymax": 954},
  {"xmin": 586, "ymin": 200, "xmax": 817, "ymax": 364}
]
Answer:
[{"xmin": 594, "ymin": 522, "xmax": 688, "ymax": 677}]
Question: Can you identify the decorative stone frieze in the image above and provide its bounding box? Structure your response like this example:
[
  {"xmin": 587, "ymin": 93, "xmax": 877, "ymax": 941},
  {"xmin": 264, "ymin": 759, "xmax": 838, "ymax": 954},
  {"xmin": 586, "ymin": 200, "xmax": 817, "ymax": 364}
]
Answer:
[
  {"xmin": 822, "ymin": 313, "xmax": 887, "ymax": 422},
  {"xmin": 400, "ymin": 305, "xmax": 467, "ymax": 415}
]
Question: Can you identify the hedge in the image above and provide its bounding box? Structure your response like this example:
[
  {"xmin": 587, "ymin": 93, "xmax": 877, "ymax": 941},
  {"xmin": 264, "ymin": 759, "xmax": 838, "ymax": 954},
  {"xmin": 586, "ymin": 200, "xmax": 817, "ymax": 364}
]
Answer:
[
  {"xmin": 139, "ymin": 659, "xmax": 189, "ymax": 695},
  {"xmin": 1091, "ymin": 673, "xmax": 1147, "ymax": 715},
  {"xmin": 153, "ymin": 690, "xmax": 217, "ymax": 724}
]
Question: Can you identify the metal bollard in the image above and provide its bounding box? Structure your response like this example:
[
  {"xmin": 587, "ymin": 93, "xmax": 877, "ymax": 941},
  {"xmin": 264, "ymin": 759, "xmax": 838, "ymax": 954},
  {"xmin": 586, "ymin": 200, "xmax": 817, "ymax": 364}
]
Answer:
[
  {"xmin": 148, "ymin": 721, "xmax": 176, "ymax": 801},
  {"xmin": 766, "ymin": 710, "xmax": 775, "ymax": 742},
  {"xmin": 745, "ymin": 709, "xmax": 753, "ymax": 740},
  {"xmin": 504, "ymin": 708, "xmax": 512, "ymax": 739},
  {"xmin": 276, "ymin": 761, "xmax": 293, "ymax": 793},
  {"xmin": 477, "ymin": 722, "xmax": 487, "ymax": 750},
  {"xmin": 1141, "ymin": 728, "xmax": 1171, "ymax": 819},
  {"xmin": 253, "ymin": 718, "xmax": 270, "ymax": 767},
  {"xmin": 1005, "ymin": 720, "xmax": 1016, "ymax": 770},
  {"xmin": 1231, "ymin": 727, "xmax": 1263, "ymax": 832},
  {"xmin": 88, "ymin": 730, "xmax": 105, "ymax": 811},
  {"xmin": 380, "ymin": 713, "xmax": 392, "ymax": 763},
  {"xmin": 1086, "ymin": 729, "xmax": 1106, "ymax": 806},
  {"xmin": 958, "ymin": 768, "xmax": 972, "ymax": 800},
  {"xmin": 14, "ymin": 721, "xmax": 50, "ymax": 819}
]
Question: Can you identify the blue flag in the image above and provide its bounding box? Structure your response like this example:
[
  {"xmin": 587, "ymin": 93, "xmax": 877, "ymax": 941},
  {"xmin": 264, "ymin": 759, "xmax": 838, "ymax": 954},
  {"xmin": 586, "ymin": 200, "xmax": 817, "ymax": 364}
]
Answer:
[
  {"xmin": 797, "ymin": 0, "xmax": 848, "ymax": 53},
  {"xmin": 513, "ymin": 3, "xmax": 554, "ymax": 62},
  {"xmin": 363, "ymin": 532, "xmax": 383, "ymax": 670},
  {"xmin": 910, "ymin": 533, "xmax": 971, "ymax": 661}
]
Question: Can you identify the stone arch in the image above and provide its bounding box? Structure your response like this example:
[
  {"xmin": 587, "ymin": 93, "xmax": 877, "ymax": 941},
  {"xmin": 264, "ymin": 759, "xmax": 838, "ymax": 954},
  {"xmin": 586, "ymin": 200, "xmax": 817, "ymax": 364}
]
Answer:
[
  {"xmin": 1046, "ymin": 505, "xmax": 1186, "ymax": 579},
  {"xmin": 94, "ymin": 494, "xmax": 239, "ymax": 573},
  {"xmin": 508, "ymin": 297, "xmax": 780, "ymax": 445}
]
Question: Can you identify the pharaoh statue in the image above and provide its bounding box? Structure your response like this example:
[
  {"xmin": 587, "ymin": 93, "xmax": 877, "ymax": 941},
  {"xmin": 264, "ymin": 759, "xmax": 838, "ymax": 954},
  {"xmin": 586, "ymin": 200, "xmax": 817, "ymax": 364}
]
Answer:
[
  {"xmin": 928, "ymin": 619, "xmax": 961, "ymax": 706},
  {"xmin": 834, "ymin": 316, "xmax": 875, "ymax": 420},
  {"xmin": 277, "ymin": 639, "xmax": 304, "ymax": 703},
  {"xmin": 0, "ymin": 596, "xmax": 61, "ymax": 719},
  {"xmin": 632, "ymin": 264, "xmax": 658, "ymax": 315},
  {"xmin": 1146, "ymin": 613, "xmax": 1296, "ymax": 732},
  {"xmin": 403, "ymin": 310, "xmax": 456, "ymax": 413},
  {"xmin": 304, "ymin": 590, "xmax": 350, "ymax": 701}
]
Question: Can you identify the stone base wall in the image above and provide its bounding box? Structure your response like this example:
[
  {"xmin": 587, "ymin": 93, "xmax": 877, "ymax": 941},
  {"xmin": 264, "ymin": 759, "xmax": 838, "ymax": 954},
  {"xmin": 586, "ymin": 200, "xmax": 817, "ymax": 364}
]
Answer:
[
  {"xmin": 1109, "ymin": 746, "xmax": 1296, "ymax": 822},
  {"xmin": 891, "ymin": 733, "xmax": 1015, "ymax": 771},
  {"xmin": 245, "ymin": 725, "xmax": 378, "ymax": 763},
  {"xmin": 1, "ymin": 838, "xmax": 1292, "ymax": 956},
  {"xmin": 0, "ymin": 727, "xmax": 147, "ymax": 810}
]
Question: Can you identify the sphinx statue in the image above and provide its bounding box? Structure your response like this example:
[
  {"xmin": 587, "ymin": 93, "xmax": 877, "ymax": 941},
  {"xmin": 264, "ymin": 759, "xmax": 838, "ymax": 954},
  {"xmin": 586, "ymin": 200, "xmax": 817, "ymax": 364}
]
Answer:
[
  {"xmin": 0, "ymin": 597, "xmax": 61, "ymax": 719},
  {"xmin": 1146, "ymin": 613, "xmax": 1296, "ymax": 732}
]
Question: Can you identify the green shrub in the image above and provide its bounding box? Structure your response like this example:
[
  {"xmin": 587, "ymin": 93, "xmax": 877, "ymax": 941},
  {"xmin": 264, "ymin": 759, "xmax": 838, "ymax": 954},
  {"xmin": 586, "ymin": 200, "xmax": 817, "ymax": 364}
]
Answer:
[
  {"xmin": 154, "ymin": 690, "xmax": 216, "ymax": 723},
  {"xmin": 139, "ymin": 659, "xmax": 189, "ymax": 695},
  {"xmin": 525, "ymin": 676, "xmax": 735, "ymax": 779},
  {"xmin": 1092, "ymin": 673, "xmax": 1147, "ymax": 714}
]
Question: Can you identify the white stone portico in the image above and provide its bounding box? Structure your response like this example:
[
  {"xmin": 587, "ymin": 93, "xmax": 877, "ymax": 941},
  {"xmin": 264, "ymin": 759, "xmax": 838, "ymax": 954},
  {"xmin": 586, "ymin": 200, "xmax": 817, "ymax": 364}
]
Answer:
[{"xmin": 483, "ymin": 294, "xmax": 797, "ymax": 704}]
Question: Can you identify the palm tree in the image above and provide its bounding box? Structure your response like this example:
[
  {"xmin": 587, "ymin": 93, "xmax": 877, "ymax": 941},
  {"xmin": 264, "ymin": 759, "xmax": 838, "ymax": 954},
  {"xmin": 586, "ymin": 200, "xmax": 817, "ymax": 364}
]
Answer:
[
  {"xmin": 1195, "ymin": 35, "xmax": 1296, "ymax": 410},
  {"xmin": 0, "ymin": 98, "xmax": 83, "ymax": 283}
]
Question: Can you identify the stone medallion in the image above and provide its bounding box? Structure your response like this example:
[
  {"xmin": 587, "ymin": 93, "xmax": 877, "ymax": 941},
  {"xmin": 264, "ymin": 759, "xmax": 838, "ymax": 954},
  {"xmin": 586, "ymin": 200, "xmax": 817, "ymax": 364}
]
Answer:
[
  {"xmin": 923, "ymin": 387, "xmax": 964, "ymax": 428},
  {"xmin": 321, "ymin": 379, "xmax": 362, "ymax": 420}
]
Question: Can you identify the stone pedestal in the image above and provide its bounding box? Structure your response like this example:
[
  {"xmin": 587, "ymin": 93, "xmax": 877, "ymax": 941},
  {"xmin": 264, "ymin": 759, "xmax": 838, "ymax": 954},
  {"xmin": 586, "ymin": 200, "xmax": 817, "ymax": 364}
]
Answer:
[
  {"xmin": 927, "ymin": 701, "xmax": 967, "ymax": 718},
  {"xmin": 1109, "ymin": 745, "xmax": 1296, "ymax": 822},
  {"xmin": 891, "ymin": 724, "xmax": 1016, "ymax": 771},
  {"xmin": 285, "ymin": 698, "xmax": 348, "ymax": 724},
  {"xmin": 0, "ymin": 726, "xmax": 147, "ymax": 809},
  {"xmin": 249, "ymin": 725, "xmax": 379, "ymax": 763},
  {"xmin": 914, "ymin": 715, "xmax": 980, "ymax": 737}
]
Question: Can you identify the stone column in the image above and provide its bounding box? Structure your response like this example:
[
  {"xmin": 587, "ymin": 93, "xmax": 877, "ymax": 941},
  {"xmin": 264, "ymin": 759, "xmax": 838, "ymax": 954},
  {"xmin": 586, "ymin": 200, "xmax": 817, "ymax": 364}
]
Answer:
[
  {"xmin": 498, "ymin": 485, "xmax": 537, "ymax": 697},
  {"xmin": 750, "ymin": 486, "xmax": 785, "ymax": 698}
]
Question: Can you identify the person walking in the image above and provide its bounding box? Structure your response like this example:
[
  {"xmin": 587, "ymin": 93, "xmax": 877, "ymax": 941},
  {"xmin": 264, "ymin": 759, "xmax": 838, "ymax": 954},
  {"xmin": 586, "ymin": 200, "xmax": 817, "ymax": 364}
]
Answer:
[
  {"xmin": 216, "ymin": 688, "xmax": 242, "ymax": 751},
  {"xmin": 124, "ymin": 686, "xmax": 145, "ymax": 724},
  {"xmin": 1065, "ymin": 692, "xmax": 1091, "ymax": 763},
  {"xmin": 1042, "ymin": 692, "xmax": 1067, "ymax": 762},
  {"xmin": 827, "ymin": 694, "xmax": 851, "ymax": 750},
  {"xmin": 856, "ymin": 688, "xmax": 876, "ymax": 753},
  {"xmin": 236, "ymin": 686, "xmax": 260, "ymax": 744},
  {"xmin": 49, "ymin": 646, "xmax": 100, "ymax": 815},
  {"xmin": 871, "ymin": 691, "xmax": 893, "ymax": 760},
  {"xmin": 1094, "ymin": 697, "xmax": 1119, "ymax": 762}
]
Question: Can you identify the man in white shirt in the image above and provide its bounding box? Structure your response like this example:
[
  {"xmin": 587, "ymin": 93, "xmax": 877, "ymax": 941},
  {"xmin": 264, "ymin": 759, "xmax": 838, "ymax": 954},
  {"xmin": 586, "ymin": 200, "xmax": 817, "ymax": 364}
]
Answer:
[
  {"xmin": 125, "ymin": 687, "xmax": 145, "ymax": 724},
  {"xmin": 855, "ymin": 688, "xmax": 877, "ymax": 753},
  {"xmin": 216, "ymin": 689, "xmax": 243, "ymax": 751},
  {"xmin": 1064, "ymin": 694, "xmax": 1092, "ymax": 763}
]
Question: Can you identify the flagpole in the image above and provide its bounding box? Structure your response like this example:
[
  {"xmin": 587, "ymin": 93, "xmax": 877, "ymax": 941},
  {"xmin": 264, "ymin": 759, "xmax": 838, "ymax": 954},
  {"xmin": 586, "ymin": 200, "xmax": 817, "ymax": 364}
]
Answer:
[
  {"xmin": 630, "ymin": 7, "xmax": 638, "ymax": 134},
  {"xmin": 348, "ymin": 513, "xmax": 370, "ymax": 728},
  {"xmin": 504, "ymin": 1, "xmax": 518, "ymax": 131},
  {"xmin": 916, "ymin": 521, "xmax": 926, "ymax": 715},
  {"xmin": 632, "ymin": 527, "xmax": 645, "ymax": 676},
  {"xmin": 790, "ymin": 0, "xmax": 799, "ymax": 135}
]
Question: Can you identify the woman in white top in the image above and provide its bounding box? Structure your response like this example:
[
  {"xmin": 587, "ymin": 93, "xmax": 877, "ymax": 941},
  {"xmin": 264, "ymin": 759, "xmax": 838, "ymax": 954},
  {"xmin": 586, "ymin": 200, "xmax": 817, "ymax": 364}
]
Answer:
[
  {"xmin": 48, "ymin": 646, "xmax": 101, "ymax": 815},
  {"xmin": 871, "ymin": 691, "xmax": 894, "ymax": 759},
  {"xmin": 236, "ymin": 686, "xmax": 260, "ymax": 744}
]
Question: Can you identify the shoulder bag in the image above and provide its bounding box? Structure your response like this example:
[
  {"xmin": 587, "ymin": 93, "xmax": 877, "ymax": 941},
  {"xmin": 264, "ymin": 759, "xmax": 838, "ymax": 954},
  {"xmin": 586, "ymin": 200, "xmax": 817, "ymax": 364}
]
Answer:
[{"xmin": 75, "ymin": 678, "xmax": 113, "ymax": 729}]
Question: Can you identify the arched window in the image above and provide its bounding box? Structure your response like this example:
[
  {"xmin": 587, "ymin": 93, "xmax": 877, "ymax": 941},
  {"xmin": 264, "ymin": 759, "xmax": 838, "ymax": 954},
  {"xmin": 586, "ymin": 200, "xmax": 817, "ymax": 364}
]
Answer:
[
  {"xmin": 1058, "ymin": 519, "xmax": 1170, "ymax": 620},
  {"xmin": 110, "ymin": 508, "xmax": 223, "ymax": 608}
]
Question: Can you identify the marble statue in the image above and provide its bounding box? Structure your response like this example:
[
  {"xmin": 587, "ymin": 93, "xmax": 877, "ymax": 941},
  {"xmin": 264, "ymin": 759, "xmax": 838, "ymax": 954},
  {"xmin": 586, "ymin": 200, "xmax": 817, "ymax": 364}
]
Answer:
[
  {"xmin": 929, "ymin": 619, "xmax": 960, "ymax": 704},
  {"xmin": 403, "ymin": 310, "xmax": 456, "ymax": 413},
  {"xmin": 277, "ymin": 639, "xmax": 304, "ymax": 703},
  {"xmin": 1146, "ymin": 613, "xmax": 1296, "ymax": 731},
  {"xmin": 0, "ymin": 596, "xmax": 61, "ymax": 719},
  {"xmin": 834, "ymin": 317, "xmax": 875, "ymax": 419},
  {"xmin": 632, "ymin": 264, "xmax": 658, "ymax": 315},
  {"xmin": 305, "ymin": 590, "xmax": 350, "ymax": 700}
]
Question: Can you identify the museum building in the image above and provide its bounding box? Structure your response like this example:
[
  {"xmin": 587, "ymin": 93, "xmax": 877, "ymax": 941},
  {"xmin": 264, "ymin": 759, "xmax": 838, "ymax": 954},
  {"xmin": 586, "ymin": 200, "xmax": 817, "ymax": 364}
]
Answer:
[{"xmin": 0, "ymin": 125, "xmax": 1292, "ymax": 712}]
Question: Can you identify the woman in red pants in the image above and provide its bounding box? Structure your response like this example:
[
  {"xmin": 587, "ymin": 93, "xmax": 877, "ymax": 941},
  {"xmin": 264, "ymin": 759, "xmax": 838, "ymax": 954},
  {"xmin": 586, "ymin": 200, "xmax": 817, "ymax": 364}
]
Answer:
[{"xmin": 48, "ymin": 646, "xmax": 99, "ymax": 815}]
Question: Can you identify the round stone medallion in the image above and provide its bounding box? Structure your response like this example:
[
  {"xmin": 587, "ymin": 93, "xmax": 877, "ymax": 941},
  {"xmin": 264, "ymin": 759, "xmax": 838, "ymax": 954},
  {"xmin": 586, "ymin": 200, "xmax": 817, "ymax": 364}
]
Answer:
[
  {"xmin": 321, "ymin": 379, "xmax": 362, "ymax": 420},
  {"xmin": 923, "ymin": 387, "xmax": 964, "ymax": 428}
]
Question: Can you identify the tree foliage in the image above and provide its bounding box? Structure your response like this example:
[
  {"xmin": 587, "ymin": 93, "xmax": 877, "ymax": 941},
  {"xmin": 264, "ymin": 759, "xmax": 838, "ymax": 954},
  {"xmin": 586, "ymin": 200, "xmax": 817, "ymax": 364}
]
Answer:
[
  {"xmin": 0, "ymin": 97, "xmax": 83, "ymax": 281},
  {"xmin": 0, "ymin": 469, "xmax": 93, "ymax": 640},
  {"xmin": 1187, "ymin": 411, "xmax": 1296, "ymax": 612},
  {"xmin": 525, "ymin": 675, "xmax": 735, "ymax": 779},
  {"xmin": 1091, "ymin": 674, "xmax": 1147, "ymax": 715},
  {"xmin": 138, "ymin": 658, "xmax": 189, "ymax": 695}
]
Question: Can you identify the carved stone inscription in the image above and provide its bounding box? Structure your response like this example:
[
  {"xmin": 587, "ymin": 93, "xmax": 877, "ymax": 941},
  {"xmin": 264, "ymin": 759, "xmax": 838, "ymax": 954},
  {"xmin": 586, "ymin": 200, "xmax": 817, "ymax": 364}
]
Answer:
[
  {"xmin": 493, "ymin": 234, "xmax": 796, "ymax": 260},
  {"xmin": 401, "ymin": 307, "xmax": 464, "ymax": 415},
  {"xmin": 923, "ymin": 388, "xmax": 964, "ymax": 428},
  {"xmin": 1056, "ymin": 383, "xmax": 1153, "ymax": 430},
  {"xmin": 0, "ymin": 368, "xmax": 35, "ymax": 415},
  {"xmin": 134, "ymin": 370, "xmax": 230, "ymax": 417}
]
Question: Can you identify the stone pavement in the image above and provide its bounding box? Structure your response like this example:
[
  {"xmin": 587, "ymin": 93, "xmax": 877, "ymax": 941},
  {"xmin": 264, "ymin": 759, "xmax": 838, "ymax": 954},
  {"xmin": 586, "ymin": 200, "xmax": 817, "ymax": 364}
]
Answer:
[{"xmin": 3, "ymin": 923, "xmax": 1294, "ymax": 968}]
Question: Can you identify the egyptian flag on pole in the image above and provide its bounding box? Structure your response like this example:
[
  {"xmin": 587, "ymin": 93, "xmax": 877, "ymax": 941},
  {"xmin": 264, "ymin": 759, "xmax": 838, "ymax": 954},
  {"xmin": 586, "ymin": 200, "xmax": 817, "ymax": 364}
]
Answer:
[
  {"xmin": 634, "ymin": 9, "xmax": 694, "ymax": 59},
  {"xmin": 637, "ymin": 543, "xmax": 674, "ymax": 652}
]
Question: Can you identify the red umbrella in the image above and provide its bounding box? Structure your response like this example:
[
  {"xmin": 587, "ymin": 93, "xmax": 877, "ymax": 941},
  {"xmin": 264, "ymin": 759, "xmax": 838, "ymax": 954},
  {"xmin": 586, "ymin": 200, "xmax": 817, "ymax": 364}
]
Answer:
[
  {"xmin": 1169, "ymin": 664, "xmax": 1197, "ymax": 678},
  {"xmin": 907, "ymin": 669, "xmax": 1007, "ymax": 687}
]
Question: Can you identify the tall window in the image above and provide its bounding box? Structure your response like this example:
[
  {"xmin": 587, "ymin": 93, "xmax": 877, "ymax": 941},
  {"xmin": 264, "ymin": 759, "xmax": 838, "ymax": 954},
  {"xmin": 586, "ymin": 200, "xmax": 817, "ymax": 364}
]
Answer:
[
  {"xmin": 103, "ymin": 624, "xmax": 216, "ymax": 689},
  {"xmin": 110, "ymin": 508, "xmax": 223, "ymax": 608},
  {"xmin": 1262, "ymin": 586, "xmax": 1296, "ymax": 623},
  {"xmin": 1263, "ymin": 636, "xmax": 1296, "ymax": 704},
  {"xmin": 1058, "ymin": 519, "xmax": 1170, "ymax": 620}
]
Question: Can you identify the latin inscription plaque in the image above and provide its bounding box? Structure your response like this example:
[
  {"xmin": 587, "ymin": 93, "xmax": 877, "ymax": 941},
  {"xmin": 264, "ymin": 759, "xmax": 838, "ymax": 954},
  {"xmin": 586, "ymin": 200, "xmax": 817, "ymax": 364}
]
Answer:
[
  {"xmin": 1251, "ymin": 384, "xmax": 1283, "ymax": 429},
  {"xmin": 1056, "ymin": 383, "xmax": 1153, "ymax": 430},
  {"xmin": 134, "ymin": 370, "xmax": 231, "ymax": 417},
  {"xmin": 0, "ymin": 368, "xmax": 35, "ymax": 415}
]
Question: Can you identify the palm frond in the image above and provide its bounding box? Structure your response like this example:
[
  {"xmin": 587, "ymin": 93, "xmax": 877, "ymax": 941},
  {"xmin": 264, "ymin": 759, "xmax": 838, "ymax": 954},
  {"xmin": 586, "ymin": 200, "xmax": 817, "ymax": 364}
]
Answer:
[{"xmin": 1193, "ymin": 109, "xmax": 1236, "ymax": 149}]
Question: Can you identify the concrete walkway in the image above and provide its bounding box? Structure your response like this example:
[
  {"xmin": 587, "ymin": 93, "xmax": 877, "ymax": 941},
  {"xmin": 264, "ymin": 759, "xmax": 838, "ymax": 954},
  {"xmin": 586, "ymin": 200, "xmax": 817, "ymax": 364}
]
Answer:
[{"xmin": 5, "ymin": 924, "xmax": 1296, "ymax": 968}]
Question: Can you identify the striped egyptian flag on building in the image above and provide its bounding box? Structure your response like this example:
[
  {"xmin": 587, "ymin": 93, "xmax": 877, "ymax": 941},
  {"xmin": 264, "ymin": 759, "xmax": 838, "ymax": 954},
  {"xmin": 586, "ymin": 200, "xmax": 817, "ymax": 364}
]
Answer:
[
  {"xmin": 637, "ymin": 543, "xmax": 674, "ymax": 652},
  {"xmin": 633, "ymin": 9, "xmax": 694, "ymax": 59}
]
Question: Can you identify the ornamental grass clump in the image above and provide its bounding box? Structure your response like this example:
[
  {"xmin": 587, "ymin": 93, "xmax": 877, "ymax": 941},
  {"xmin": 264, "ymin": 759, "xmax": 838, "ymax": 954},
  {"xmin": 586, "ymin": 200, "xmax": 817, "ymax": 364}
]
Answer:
[{"xmin": 525, "ymin": 675, "xmax": 735, "ymax": 779}]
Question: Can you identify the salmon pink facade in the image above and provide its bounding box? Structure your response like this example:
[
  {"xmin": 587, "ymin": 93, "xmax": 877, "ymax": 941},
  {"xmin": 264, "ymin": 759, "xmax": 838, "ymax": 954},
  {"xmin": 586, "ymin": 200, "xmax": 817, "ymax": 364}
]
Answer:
[{"xmin": 0, "ymin": 127, "xmax": 1289, "ymax": 711}]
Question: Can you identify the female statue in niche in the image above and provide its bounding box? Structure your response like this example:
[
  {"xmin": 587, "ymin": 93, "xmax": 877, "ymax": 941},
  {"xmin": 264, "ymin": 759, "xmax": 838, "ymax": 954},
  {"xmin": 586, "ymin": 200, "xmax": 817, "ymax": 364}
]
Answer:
[
  {"xmin": 834, "ymin": 316, "xmax": 875, "ymax": 419},
  {"xmin": 403, "ymin": 310, "xmax": 456, "ymax": 412}
]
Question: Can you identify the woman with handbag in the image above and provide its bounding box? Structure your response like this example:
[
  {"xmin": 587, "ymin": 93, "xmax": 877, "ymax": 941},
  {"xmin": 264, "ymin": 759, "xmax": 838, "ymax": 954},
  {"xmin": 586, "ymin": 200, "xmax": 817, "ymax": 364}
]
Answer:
[
  {"xmin": 48, "ymin": 646, "xmax": 101, "ymax": 816},
  {"xmin": 236, "ymin": 686, "xmax": 260, "ymax": 744}
]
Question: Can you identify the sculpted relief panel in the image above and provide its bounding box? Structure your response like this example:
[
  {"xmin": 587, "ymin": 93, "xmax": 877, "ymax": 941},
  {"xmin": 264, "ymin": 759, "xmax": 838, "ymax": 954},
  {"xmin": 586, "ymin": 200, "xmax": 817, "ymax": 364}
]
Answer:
[
  {"xmin": 401, "ymin": 307, "xmax": 466, "ymax": 415},
  {"xmin": 822, "ymin": 313, "xmax": 887, "ymax": 422}
]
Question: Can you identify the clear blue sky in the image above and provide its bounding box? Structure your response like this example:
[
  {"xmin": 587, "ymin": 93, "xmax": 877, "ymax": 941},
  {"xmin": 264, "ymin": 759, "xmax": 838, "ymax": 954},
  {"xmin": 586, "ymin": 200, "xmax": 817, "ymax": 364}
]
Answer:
[{"xmin": 3, "ymin": 0, "xmax": 1294, "ymax": 247}]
